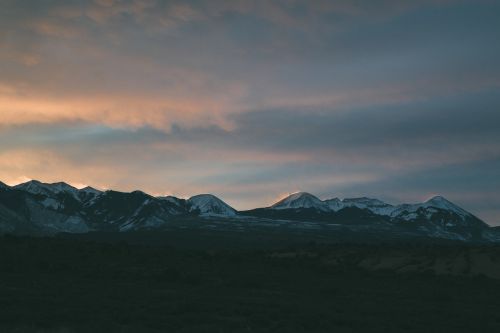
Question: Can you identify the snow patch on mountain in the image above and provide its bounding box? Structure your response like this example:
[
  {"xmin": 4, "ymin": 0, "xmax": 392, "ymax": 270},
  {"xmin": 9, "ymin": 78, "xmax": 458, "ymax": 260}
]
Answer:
[
  {"xmin": 41, "ymin": 198, "xmax": 64, "ymax": 210},
  {"xmin": 324, "ymin": 198, "xmax": 343, "ymax": 211},
  {"xmin": 341, "ymin": 197, "xmax": 397, "ymax": 216}
]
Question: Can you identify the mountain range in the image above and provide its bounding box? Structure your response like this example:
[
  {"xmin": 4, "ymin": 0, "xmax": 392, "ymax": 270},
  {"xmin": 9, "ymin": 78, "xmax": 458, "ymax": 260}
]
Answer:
[{"xmin": 0, "ymin": 180, "xmax": 497, "ymax": 242}]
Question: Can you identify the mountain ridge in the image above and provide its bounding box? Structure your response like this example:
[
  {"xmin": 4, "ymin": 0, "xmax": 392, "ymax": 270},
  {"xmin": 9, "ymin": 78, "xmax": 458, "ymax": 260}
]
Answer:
[{"xmin": 0, "ymin": 180, "xmax": 495, "ymax": 242}]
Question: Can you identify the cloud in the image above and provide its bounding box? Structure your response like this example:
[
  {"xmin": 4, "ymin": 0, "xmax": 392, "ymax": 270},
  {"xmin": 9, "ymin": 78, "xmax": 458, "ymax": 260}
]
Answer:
[
  {"xmin": 94, "ymin": 0, "xmax": 115, "ymax": 7},
  {"xmin": 0, "ymin": 93, "xmax": 240, "ymax": 130},
  {"xmin": 1, "ymin": 0, "xmax": 499, "ymax": 132},
  {"xmin": 1, "ymin": 0, "xmax": 500, "ymax": 222},
  {"xmin": 1, "ymin": 85, "xmax": 499, "ymax": 217}
]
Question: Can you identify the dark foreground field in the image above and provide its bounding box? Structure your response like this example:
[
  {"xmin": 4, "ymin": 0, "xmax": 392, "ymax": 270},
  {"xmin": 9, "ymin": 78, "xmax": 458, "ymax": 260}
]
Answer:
[{"xmin": 1, "ymin": 231, "xmax": 500, "ymax": 332}]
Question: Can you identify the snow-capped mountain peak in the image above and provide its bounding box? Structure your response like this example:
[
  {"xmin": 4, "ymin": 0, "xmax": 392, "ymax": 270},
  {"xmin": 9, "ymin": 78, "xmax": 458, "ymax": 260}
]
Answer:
[
  {"xmin": 14, "ymin": 180, "xmax": 43, "ymax": 193},
  {"xmin": 79, "ymin": 186, "xmax": 102, "ymax": 196},
  {"xmin": 0, "ymin": 179, "xmax": 494, "ymax": 241},
  {"xmin": 423, "ymin": 196, "xmax": 470, "ymax": 218},
  {"xmin": 387, "ymin": 195, "xmax": 481, "ymax": 228},
  {"xmin": 14, "ymin": 180, "xmax": 79, "ymax": 197},
  {"xmin": 188, "ymin": 194, "xmax": 237, "ymax": 217},
  {"xmin": 272, "ymin": 192, "xmax": 330, "ymax": 211}
]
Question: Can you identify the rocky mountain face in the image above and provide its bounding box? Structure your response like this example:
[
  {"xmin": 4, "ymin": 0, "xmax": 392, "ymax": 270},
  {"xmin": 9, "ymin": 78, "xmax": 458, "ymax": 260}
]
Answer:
[
  {"xmin": 241, "ymin": 192, "xmax": 492, "ymax": 241},
  {"xmin": 0, "ymin": 181, "xmax": 496, "ymax": 242},
  {"xmin": 0, "ymin": 181, "xmax": 230, "ymax": 235}
]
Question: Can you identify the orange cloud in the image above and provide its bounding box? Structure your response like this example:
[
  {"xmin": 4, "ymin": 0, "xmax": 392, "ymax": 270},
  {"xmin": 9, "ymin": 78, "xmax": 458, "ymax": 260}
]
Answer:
[{"xmin": 0, "ymin": 90, "xmax": 242, "ymax": 131}]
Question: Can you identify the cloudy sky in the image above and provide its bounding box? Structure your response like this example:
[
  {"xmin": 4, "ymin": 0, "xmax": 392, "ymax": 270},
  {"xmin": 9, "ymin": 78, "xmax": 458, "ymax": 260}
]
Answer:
[{"xmin": 1, "ymin": 0, "xmax": 499, "ymax": 224}]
